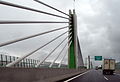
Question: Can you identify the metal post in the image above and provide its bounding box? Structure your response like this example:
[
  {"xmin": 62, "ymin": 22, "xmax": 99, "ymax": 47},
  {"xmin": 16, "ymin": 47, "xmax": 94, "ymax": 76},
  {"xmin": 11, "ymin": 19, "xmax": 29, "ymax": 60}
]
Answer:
[
  {"xmin": 10, "ymin": 56, "xmax": 12, "ymax": 63},
  {"xmin": 68, "ymin": 10, "xmax": 77, "ymax": 69},
  {"xmin": 28, "ymin": 59, "xmax": 31, "ymax": 68},
  {"xmin": 13, "ymin": 57, "xmax": 16, "ymax": 67},
  {"xmin": 31, "ymin": 59, "xmax": 33, "ymax": 67},
  {"xmin": 88, "ymin": 55, "xmax": 90, "ymax": 69},
  {"xmin": 32, "ymin": 60, "xmax": 34, "ymax": 67},
  {"xmin": 28, "ymin": 59, "xmax": 30, "ymax": 68},
  {"xmin": 5, "ymin": 55, "xmax": 8, "ymax": 65},
  {"xmin": 26, "ymin": 59, "xmax": 28, "ymax": 68},
  {"xmin": 35, "ymin": 60, "xmax": 37, "ymax": 67},
  {"xmin": 1, "ymin": 54, "xmax": 3, "ymax": 66},
  {"xmin": 17, "ymin": 57, "xmax": 19, "ymax": 67},
  {"xmin": 20, "ymin": 60, "xmax": 23, "ymax": 67},
  {"xmin": 23, "ymin": 59, "xmax": 25, "ymax": 68}
]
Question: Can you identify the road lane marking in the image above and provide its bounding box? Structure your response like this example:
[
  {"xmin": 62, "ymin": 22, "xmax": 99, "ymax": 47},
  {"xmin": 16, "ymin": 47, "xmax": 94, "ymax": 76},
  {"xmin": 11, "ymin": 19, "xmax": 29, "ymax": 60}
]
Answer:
[
  {"xmin": 64, "ymin": 71, "xmax": 90, "ymax": 82},
  {"xmin": 104, "ymin": 76, "xmax": 109, "ymax": 80}
]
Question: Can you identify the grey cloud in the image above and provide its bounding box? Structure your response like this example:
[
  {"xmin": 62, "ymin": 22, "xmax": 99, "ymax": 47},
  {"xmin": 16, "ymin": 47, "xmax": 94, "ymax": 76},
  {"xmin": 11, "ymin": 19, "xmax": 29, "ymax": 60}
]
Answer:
[{"xmin": 76, "ymin": 0, "xmax": 120, "ymax": 66}]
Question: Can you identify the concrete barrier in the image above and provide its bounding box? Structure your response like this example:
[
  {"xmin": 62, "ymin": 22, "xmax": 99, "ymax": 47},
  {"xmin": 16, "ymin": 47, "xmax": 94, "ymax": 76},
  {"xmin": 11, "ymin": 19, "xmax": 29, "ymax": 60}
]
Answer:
[{"xmin": 0, "ymin": 67, "xmax": 88, "ymax": 82}]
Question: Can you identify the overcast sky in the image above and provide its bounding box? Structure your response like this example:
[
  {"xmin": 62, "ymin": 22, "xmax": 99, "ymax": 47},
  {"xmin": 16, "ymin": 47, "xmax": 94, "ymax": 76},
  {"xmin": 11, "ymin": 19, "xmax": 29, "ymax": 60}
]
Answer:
[{"xmin": 0, "ymin": 0, "xmax": 120, "ymax": 66}]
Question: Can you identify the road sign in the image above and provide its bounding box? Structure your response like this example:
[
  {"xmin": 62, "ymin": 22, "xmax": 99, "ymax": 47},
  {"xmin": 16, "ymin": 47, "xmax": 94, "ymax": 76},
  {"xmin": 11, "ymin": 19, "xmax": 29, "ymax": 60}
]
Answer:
[{"xmin": 94, "ymin": 56, "xmax": 102, "ymax": 61}]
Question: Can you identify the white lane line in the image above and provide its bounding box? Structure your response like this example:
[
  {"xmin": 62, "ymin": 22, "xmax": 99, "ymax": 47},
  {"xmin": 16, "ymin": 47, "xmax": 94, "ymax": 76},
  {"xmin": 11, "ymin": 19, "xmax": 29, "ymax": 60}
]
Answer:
[
  {"xmin": 64, "ymin": 71, "xmax": 90, "ymax": 82},
  {"xmin": 104, "ymin": 76, "xmax": 109, "ymax": 80}
]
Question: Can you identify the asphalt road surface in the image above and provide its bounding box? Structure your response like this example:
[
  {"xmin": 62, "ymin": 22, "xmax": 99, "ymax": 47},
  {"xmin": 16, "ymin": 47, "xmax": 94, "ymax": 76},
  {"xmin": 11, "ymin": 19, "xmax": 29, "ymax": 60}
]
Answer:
[{"xmin": 64, "ymin": 69, "xmax": 120, "ymax": 82}]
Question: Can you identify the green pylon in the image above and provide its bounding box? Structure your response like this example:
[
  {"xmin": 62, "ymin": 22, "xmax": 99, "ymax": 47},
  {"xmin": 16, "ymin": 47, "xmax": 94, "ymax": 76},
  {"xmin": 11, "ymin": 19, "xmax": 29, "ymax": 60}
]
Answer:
[{"xmin": 68, "ymin": 10, "xmax": 77, "ymax": 69}]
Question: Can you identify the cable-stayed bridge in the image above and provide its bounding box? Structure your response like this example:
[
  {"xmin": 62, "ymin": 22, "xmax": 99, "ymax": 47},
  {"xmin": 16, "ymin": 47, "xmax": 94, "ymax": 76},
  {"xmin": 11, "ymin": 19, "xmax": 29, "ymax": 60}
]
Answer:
[{"xmin": 0, "ymin": 0, "xmax": 85, "ymax": 82}]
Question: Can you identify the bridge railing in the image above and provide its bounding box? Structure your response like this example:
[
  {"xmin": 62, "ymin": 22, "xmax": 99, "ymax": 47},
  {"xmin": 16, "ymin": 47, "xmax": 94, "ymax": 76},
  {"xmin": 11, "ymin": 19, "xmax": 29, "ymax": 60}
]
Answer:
[
  {"xmin": 0, "ymin": 54, "xmax": 40, "ymax": 67},
  {"xmin": 0, "ymin": 0, "xmax": 73, "ymax": 68}
]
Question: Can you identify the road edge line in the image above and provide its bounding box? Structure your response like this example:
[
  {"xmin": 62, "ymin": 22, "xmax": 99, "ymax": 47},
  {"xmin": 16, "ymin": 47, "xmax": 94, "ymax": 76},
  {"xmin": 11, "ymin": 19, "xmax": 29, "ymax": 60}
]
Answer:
[
  {"xmin": 104, "ymin": 76, "xmax": 109, "ymax": 80},
  {"xmin": 64, "ymin": 70, "xmax": 90, "ymax": 82}
]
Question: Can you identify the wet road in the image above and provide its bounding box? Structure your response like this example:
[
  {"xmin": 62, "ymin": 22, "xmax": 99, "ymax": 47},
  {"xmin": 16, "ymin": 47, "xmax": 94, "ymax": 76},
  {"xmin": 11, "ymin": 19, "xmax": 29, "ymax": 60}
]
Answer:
[{"xmin": 64, "ymin": 69, "xmax": 120, "ymax": 82}]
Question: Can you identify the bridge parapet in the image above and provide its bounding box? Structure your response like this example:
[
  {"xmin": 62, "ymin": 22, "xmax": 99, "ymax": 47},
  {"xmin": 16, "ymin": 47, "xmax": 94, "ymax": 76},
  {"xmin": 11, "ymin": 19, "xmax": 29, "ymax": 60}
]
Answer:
[{"xmin": 0, "ymin": 67, "xmax": 87, "ymax": 82}]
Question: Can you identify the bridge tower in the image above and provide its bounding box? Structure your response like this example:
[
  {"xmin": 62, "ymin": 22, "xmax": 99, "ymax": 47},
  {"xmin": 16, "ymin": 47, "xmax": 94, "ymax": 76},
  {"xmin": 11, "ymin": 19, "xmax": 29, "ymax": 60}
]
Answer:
[
  {"xmin": 68, "ymin": 10, "xmax": 84, "ymax": 69},
  {"xmin": 68, "ymin": 10, "xmax": 77, "ymax": 68}
]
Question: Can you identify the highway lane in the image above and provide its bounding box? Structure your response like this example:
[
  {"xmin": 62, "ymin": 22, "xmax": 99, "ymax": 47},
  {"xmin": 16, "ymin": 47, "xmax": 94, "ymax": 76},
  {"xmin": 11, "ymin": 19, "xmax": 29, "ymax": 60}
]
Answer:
[{"xmin": 64, "ymin": 69, "xmax": 120, "ymax": 82}]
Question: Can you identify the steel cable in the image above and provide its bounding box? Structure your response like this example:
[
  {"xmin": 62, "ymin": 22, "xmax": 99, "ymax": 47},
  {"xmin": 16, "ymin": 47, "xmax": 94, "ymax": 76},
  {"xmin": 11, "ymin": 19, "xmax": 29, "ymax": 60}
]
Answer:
[
  {"xmin": 0, "ymin": 21, "xmax": 69, "ymax": 24},
  {"xmin": 58, "ymin": 41, "xmax": 72, "ymax": 68},
  {"xmin": 49, "ymin": 36, "xmax": 72, "ymax": 67},
  {"xmin": 6, "ymin": 31, "xmax": 69, "ymax": 67},
  {"xmin": 0, "ymin": 1, "xmax": 70, "ymax": 20},
  {"xmin": 33, "ymin": 0, "xmax": 70, "ymax": 16},
  {"xmin": 35, "ymin": 34, "xmax": 71, "ymax": 67},
  {"xmin": 0, "ymin": 26, "xmax": 69, "ymax": 47}
]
